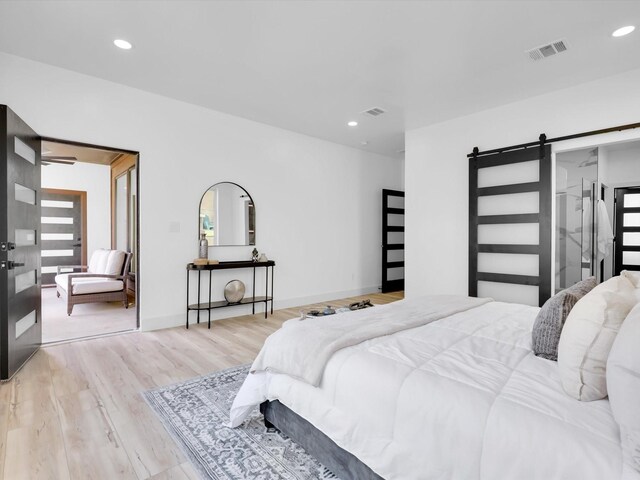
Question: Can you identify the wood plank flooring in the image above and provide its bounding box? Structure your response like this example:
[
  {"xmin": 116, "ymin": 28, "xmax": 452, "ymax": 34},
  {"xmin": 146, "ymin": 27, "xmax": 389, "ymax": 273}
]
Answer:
[{"xmin": 0, "ymin": 291, "xmax": 403, "ymax": 480}]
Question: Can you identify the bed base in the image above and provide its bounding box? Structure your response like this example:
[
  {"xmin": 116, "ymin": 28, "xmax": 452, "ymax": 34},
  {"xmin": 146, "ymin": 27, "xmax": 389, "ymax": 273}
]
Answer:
[{"xmin": 260, "ymin": 400, "xmax": 384, "ymax": 480}]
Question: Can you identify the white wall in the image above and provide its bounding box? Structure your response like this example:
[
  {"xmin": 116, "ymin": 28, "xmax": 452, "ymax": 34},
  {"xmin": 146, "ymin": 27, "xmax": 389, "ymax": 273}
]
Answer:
[
  {"xmin": 0, "ymin": 52, "xmax": 403, "ymax": 330},
  {"xmin": 405, "ymin": 66, "xmax": 640, "ymax": 301},
  {"xmin": 603, "ymin": 144, "xmax": 640, "ymax": 186},
  {"xmin": 41, "ymin": 162, "xmax": 111, "ymax": 259}
]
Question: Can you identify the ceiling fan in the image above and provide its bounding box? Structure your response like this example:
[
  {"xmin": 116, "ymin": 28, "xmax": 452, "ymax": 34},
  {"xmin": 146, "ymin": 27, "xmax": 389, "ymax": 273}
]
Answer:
[{"xmin": 41, "ymin": 155, "xmax": 77, "ymax": 166}]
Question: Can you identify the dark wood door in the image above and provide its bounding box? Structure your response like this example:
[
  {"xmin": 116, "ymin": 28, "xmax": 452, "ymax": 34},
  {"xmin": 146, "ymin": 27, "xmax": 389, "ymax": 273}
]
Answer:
[
  {"xmin": 0, "ymin": 105, "xmax": 42, "ymax": 380},
  {"xmin": 381, "ymin": 189, "xmax": 405, "ymax": 293},
  {"xmin": 614, "ymin": 186, "xmax": 640, "ymax": 275},
  {"xmin": 40, "ymin": 189, "xmax": 86, "ymax": 286}
]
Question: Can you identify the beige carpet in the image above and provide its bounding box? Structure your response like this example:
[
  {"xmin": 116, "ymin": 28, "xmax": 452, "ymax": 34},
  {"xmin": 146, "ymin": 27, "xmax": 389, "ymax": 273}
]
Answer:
[{"xmin": 41, "ymin": 287, "xmax": 137, "ymax": 343}]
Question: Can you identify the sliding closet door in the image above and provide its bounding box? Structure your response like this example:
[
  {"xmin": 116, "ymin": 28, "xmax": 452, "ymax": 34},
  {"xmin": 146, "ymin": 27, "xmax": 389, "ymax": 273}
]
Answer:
[{"xmin": 469, "ymin": 145, "xmax": 552, "ymax": 307}]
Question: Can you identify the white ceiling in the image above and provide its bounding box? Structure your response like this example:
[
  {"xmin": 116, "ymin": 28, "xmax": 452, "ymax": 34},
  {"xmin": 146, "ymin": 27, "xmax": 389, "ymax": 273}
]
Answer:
[{"xmin": 1, "ymin": 1, "xmax": 640, "ymax": 159}]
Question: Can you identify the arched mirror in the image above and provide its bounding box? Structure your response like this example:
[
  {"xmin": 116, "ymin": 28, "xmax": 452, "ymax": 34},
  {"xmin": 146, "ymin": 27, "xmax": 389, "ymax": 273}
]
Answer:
[{"xmin": 199, "ymin": 182, "xmax": 255, "ymax": 246}]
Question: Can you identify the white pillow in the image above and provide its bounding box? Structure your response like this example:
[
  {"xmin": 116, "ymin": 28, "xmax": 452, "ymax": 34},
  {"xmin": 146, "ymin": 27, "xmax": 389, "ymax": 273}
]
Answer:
[
  {"xmin": 622, "ymin": 270, "xmax": 640, "ymax": 288},
  {"xmin": 88, "ymin": 249, "xmax": 109, "ymax": 273},
  {"xmin": 557, "ymin": 275, "xmax": 636, "ymax": 401},
  {"xmin": 607, "ymin": 302, "xmax": 640, "ymax": 475},
  {"xmin": 105, "ymin": 250, "xmax": 126, "ymax": 275}
]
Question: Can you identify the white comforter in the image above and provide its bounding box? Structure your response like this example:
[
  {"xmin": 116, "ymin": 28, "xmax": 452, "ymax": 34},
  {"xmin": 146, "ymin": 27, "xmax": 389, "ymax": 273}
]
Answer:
[
  {"xmin": 251, "ymin": 295, "xmax": 490, "ymax": 386},
  {"xmin": 232, "ymin": 297, "xmax": 625, "ymax": 480}
]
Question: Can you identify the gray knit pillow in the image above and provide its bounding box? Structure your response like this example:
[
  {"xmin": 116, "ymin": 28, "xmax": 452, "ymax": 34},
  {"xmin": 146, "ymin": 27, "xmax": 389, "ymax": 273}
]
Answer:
[
  {"xmin": 566, "ymin": 276, "xmax": 598, "ymax": 298},
  {"xmin": 532, "ymin": 277, "xmax": 597, "ymax": 361}
]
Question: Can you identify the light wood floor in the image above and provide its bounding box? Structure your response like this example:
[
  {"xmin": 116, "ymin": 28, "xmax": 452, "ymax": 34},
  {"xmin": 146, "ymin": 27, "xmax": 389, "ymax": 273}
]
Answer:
[
  {"xmin": 41, "ymin": 287, "xmax": 137, "ymax": 343},
  {"xmin": 0, "ymin": 291, "xmax": 403, "ymax": 480}
]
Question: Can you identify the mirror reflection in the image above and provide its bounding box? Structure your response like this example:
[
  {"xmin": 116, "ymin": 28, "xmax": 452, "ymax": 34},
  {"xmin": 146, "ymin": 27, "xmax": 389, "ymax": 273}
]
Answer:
[{"xmin": 199, "ymin": 182, "xmax": 255, "ymax": 246}]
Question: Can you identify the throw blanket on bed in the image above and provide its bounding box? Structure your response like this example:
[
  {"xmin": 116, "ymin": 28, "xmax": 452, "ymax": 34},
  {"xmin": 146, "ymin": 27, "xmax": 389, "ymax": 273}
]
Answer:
[{"xmin": 251, "ymin": 295, "xmax": 491, "ymax": 386}]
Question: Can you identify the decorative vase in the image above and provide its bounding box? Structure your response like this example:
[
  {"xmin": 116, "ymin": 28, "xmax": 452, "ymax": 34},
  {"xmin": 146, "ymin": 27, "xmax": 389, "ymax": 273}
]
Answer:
[
  {"xmin": 199, "ymin": 233, "xmax": 208, "ymax": 259},
  {"xmin": 258, "ymin": 253, "xmax": 268, "ymax": 262},
  {"xmin": 251, "ymin": 248, "xmax": 259, "ymax": 262}
]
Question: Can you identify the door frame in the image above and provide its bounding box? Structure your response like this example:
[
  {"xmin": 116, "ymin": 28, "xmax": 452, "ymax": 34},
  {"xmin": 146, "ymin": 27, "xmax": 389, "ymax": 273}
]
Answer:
[
  {"xmin": 110, "ymin": 153, "xmax": 137, "ymax": 249},
  {"xmin": 41, "ymin": 188, "xmax": 88, "ymax": 269},
  {"xmin": 41, "ymin": 136, "xmax": 141, "ymax": 329}
]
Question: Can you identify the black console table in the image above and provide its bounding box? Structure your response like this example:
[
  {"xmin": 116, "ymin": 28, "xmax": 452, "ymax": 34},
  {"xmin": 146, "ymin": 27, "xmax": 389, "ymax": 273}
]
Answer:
[{"xmin": 186, "ymin": 260, "xmax": 275, "ymax": 329}]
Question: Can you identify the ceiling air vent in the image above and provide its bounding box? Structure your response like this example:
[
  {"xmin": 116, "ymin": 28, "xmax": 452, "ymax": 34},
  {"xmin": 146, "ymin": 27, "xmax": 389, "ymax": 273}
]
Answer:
[
  {"xmin": 526, "ymin": 39, "xmax": 568, "ymax": 61},
  {"xmin": 361, "ymin": 107, "xmax": 386, "ymax": 117}
]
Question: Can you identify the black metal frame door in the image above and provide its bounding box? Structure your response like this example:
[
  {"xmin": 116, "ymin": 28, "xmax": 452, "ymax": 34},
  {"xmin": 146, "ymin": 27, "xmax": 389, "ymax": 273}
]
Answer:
[
  {"xmin": 614, "ymin": 186, "xmax": 640, "ymax": 275},
  {"xmin": 469, "ymin": 141, "xmax": 552, "ymax": 307},
  {"xmin": 0, "ymin": 105, "xmax": 42, "ymax": 380},
  {"xmin": 381, "ymin": 189, "xmax": 405, "ymax": 293}
]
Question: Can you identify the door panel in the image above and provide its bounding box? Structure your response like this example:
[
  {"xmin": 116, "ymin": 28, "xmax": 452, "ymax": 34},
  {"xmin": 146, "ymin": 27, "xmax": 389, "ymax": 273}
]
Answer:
[
  {"xmin": 469, "ymin": 145, "xmax": 552, "ymax": 307},
  {"xmin": 40, "ymin": 189, "xmax": 85, "ymax": 285},
  {"xmin": 615, "ymin": 186, "xmax": 640, "ymax": 275},
  {"xmin": 0, "ymin": 105, "xmax": 42, "ymax": 380},
  {"xmin": 381, "ymin": 189, "xmax": 405, "ymax": 293}
]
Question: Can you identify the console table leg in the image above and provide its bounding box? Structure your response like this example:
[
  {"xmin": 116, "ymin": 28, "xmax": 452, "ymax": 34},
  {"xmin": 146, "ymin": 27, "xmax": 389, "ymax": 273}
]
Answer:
[
  {"xmin": 197, "ymin": 270, "xmax": 201, "ymax": 324},
  {"xmin": 208, "ymin": 269, "xmax": 212, "ymax": 329},
  {"xmin": 186, "ymin": 269, "xmax": 190, "ymax": 329},
  {"xmin": 271, "ymin": 266, "xmax": 274, "ymax": 315},
  {"xmin": 264, "ymin": 266, "xmax": 268, "ymax": 319},
  {"xmin": 252, "ymin": 267, "xmax": 256, "ymax": 315}
]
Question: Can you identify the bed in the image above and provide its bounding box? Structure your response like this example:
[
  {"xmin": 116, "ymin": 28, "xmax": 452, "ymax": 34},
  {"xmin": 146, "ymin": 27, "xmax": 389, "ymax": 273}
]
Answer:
[{"xmin": 230, "ymin": 295, "xmax": 630, "ymax": 480}]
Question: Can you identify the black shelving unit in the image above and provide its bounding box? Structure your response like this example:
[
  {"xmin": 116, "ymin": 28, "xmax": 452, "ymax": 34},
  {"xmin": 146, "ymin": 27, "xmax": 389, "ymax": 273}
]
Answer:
[
  {"xmin": 186, "ymin": 260, "xmax": 275, "ymax": 328},
  {"xmin": 382, "ymin": 189, "xmax": 405, "ymax": 293}
]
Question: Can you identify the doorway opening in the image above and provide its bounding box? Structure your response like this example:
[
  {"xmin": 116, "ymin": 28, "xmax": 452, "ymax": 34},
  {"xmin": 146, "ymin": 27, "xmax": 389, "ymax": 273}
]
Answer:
[
  {"xmin": 40, "ymin": 138, "xmax": 139, "ymax": 343},
  {"xmin": 554, "ymin": 138, "xmax": 640, "ymax": 291}
]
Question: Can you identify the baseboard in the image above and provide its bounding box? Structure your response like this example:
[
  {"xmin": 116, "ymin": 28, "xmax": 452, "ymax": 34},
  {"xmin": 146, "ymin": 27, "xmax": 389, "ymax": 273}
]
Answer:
[{"xmin": 140, "ymin": 285, "xmax": 381, "ymax": 332}]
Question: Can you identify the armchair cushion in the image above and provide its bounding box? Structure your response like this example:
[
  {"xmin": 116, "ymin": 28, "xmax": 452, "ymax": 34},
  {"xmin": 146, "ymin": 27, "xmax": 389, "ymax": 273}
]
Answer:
[
  {"xmin": 55, "ymin": 274, "xmax": 124, "ymax": 295},
  {"xmin": 88, "ymin": 249, "xmax": 126, "ymax": 275}
]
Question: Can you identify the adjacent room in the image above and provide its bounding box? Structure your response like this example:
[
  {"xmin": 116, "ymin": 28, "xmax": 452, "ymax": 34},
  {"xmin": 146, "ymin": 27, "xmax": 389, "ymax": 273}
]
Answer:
[
  {"xmin": 0, "ymin": 2, "xmax": 639, "ymax": 480},
  {"xmin": 39, "ymin": 140, "xmax": 138, "ymax": 343}
]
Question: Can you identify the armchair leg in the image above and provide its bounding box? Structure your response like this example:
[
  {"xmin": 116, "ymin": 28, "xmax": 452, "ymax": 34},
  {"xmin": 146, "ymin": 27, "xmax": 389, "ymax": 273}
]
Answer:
[
  {"xmin": 56, "ymin": 291, "xmax": 60, "ymax": 298},
  {"xmin": 67, "ymin": 305, "xmax": 73, "ymax": 316},
  {"xmin": 123, "ymin": 292, "xmax": 129, "ymax": 309}
]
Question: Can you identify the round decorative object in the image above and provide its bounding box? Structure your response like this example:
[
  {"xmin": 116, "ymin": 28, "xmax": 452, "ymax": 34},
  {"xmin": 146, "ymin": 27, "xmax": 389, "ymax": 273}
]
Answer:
[{"xmin": 224, "ymin": 280, "xmax": 245, "ymax": 304}]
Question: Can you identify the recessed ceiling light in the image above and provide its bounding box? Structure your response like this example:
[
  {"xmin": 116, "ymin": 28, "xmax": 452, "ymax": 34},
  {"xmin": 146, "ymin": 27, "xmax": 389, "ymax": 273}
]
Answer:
[
  {"xmin": 347, "ymin": 121, "xmax": 358, "ymax": 127},
  {"xmin": 612, "ymin": 26, "xmax": 635, "ymax": 37},
  {"xmin": 113, "ymin": 39, "xmax": 133, "ymax": 50}
]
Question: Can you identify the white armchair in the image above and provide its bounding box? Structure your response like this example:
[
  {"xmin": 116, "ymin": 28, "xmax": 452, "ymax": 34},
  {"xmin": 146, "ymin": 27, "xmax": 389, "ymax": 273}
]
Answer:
[{"xmin": 55, "ymin": 249, "xmax": 132, "ymax": 316}]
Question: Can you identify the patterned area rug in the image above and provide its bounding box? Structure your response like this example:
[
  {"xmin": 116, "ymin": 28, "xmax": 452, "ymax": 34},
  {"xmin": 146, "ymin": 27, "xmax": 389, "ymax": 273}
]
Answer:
[{"xmin": 143, "ymin": 364, "xmax": 338, "ymax": 480}]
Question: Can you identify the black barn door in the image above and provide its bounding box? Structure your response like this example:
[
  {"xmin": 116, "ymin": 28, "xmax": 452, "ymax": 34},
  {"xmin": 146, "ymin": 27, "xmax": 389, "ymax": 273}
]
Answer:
[
  {"xmin": 614, "ymin": 186, "xmax": 640, "ymax": 275},
  {"xmin": 469, "ymin": 144, "xmax": 552, "ymax": 307},
  {"xmin": 0, "ymin": 105, "xmax": 42, "ymax": 380}
]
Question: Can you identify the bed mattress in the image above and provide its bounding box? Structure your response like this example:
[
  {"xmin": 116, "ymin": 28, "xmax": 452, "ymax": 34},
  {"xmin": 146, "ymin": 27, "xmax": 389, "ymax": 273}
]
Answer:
[{"xmin": 234, "ymin": 300, "xmax": 624, "ymax": 480}]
